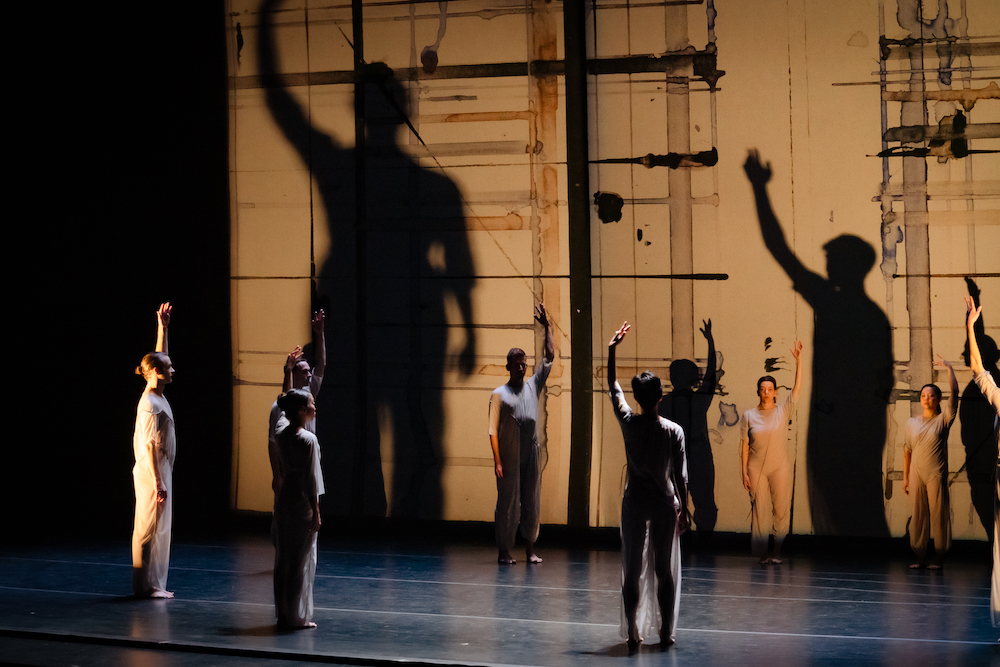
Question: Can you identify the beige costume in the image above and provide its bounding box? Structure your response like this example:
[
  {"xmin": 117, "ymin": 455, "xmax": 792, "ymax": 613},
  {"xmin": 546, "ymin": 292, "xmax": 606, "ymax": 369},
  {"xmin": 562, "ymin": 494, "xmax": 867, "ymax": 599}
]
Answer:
[
  {"xmin": 904, "ymin": 396, "xmax": 957, "ymax": 563},
  {"xmin": 131, "ymin": 389, "xmax": 175, "ymax": 596},
  {"xmin": 739, "ymin": 396, "xmax": 795, "ymax": 557}
]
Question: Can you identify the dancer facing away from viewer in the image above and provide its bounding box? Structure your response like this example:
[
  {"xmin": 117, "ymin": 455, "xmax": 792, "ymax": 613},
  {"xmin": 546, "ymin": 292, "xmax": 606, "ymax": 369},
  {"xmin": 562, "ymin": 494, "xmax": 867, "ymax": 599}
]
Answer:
[
  {"xmin": 903, "ymin": 354, "xmax": 958, "ymax": 570},
  {"xmin": 489, "ymin": 303, "xmax": 554, "ymax": 565},
  {"xmin": 608, "ymin": 321, "xmax": 689, "ymax": 649},
  {"xmin": 965, "ymin": 297, "xmax": 999, "ymax": 627},
  {"xmin": 273, "ymin": 388, "xmax": 325, "ymax": 629},
  {"xmin": 269, "ymin": 310, "xmax": 327, "ymax": 499},
  {"xmin": 131, "ymin": 302, "xmax": 176, "ymax": 598},
  {"xmin": 739, "ymin": 340, "xmax": 803, "ymax": 565}
]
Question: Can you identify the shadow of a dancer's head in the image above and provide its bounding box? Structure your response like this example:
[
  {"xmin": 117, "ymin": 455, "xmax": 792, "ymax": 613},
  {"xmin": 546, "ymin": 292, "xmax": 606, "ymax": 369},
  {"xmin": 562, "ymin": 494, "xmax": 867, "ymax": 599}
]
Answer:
[
  {"xmin": 669, "ymin": 359, "xmax": 700, "ymax": 392},
  {"xmin": 823, "ymin": 235, "xmax": 876, "ymax": 289},
  {"xmin": 359, "ymin": 62, "xmax": 409, "ymax": 142}
]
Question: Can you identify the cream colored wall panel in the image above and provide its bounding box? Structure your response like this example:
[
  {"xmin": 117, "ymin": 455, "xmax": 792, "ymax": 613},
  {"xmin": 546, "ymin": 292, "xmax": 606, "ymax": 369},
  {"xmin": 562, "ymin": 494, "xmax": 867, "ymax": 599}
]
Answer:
[
  {"xmin": 234, "ymin": 384, "xmax": 287, "ymax": 512},
  {"xmin": 440, "ymin": 464, "xmax": 496, "ymax": 522}
]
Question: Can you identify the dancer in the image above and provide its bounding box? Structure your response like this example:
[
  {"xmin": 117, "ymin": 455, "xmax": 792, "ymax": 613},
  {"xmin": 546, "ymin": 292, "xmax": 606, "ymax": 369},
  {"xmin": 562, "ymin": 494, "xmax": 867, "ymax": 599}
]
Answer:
[
  {"xmin": 269, "ymin": 310, "xmax": 326, "ymax": 498},
  {"xmin": 131, "ymin": 303, "xmax": 176, "ymax": 598},
  {"xmin": 489, "ymin": 304, "xmax": 554, "ymax": 565},
  {"xmin": 659, "ymin": 319, "xmax": 718, "ymax": 534},
  {"xmin": 965, "ymin": 298, "xmax": 999, "ymax": 625},
  {"xmin": 608, "ymin": 321, "xmax": 689, "ymax": 648},
  {"xmin": 273, "ymin": 388, "xmax": 325, "ymax": 629},
  {"xmin": 903, "ymin": 355, "xmax": 958, "ymax": 569},
  {"xmin": 739, "ymin": 340, "xmax": 803, "ymax": 564}
]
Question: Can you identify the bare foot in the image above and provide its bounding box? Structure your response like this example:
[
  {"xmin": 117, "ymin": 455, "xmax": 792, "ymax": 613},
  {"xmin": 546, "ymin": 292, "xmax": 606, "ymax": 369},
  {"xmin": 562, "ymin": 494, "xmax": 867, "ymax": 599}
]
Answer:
[
  {"xmin": 526, "ymin": 546, "xmax": 542, "ymax": 563},
  {"xmin": 927, "ymin": 563, "xmax": 943, "ymax": 571},
  {"xmin": 770, "ymin": 557, "xmax": 783, "ymax": 565},
  {"xmin": 149, "ymin": 590, "xmax": 174, "ymax": 599},
  {"xmin": 758, "ymin": 557, "xmax": 772, "ymax": 565},
  {"xmin": 908, "ymin": 563, "xmax": 924, "ymax": 569},
  {"xmin": 498, "ymin": 550, "xmax": 516, "ymax": 565}
]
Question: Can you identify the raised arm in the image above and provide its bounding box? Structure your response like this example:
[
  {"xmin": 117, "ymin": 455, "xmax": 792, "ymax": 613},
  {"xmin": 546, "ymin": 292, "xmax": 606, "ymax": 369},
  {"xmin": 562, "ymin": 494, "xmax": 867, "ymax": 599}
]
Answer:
[
  {"xmin": 697, "ymin": 318, "xmax": 717, "ymax": 394},
  {"xmin": 935, "ymin": 354, "xmax": 959, "ymax": 416},
  {"xmin": 536, "ymin": 304, "xmax": 555, "ymax": 363},
  {"xmin": 282, "ymin": 346, "xmax": 302, "ymax": 394},
  {"xmin": 312, "ymin": 310, "xmax": 327, "ymax": 378},
  {"xmin": 790, "ymin": 340, "xmax": 804, "ymax": 404},
  {"xmin": 744, "ymin": 151, "xmax": 822, "ymax": 298},
  {"xmin": 608, "ymin": 321, "xmax": 630, "ymax": 389},
  {"xmin": 155, "ymin": 303, "xmax": 171, "ymax": 354},
  {"xmin": 965, "ymin": 297, "xmax": 985, "ymax": 375}
]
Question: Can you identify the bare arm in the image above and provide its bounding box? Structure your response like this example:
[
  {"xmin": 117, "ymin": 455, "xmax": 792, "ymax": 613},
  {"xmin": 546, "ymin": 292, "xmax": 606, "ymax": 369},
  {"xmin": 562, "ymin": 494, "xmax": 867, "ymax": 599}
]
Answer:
[
  {"xmin": 312, "ymin": 310, "xmax": 327, "ymax": 378},
  {"xmin": 489, "ymin": 393, "xmax": 503, "ymax": 478},
  {"xmin": 936, "ymin": 354, "xmax": 959, "ymax": 416},
  {"xmin": 790, "ymin": 340, "xmax": 804, "ymax": 404},
  {"xmin": 966, "ymin": 297, "xmax": 985, "ymax": 375},
  {"xmin": 490, "ymin": 433, "xmax": 503, "ymax": 478},
  {"xmin": 741, "ymin": 439, "xmax": 751, "ymax": 492},
  {"xmin": 283, "ymin": 346, "xmax": 302, "ymax": 394},
  {"xmin": 155, "ymin": 303, "xmax": 171, "ymax": 354},
  {"xmin": 607, "ymin": 321, "xmax": 630, "ymax": 389},
  {"xmin": 536, "ymin": 304, "xmax": 555, "ymax": 363},
  {"xmin": 903, "ymin": 448, "xmax": 911, "ymax": 495}
]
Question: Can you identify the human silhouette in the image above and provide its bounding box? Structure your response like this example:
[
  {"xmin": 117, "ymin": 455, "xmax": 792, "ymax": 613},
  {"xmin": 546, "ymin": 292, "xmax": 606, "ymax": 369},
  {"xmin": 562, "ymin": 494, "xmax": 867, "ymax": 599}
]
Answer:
[
  {"xmin": 658, "ymin": 319, "xmax": 718, "ymax": 533},
  {"xmin": 960, "ymin": 282, "xmax": 999, "ymax": 541},
  {"xmin": 744, "ymin": 150, "xmax": 893, "ymax": 537},
  {"xmin": 259, "ymin": 0, "xmax": 477, "ymax": 518}
]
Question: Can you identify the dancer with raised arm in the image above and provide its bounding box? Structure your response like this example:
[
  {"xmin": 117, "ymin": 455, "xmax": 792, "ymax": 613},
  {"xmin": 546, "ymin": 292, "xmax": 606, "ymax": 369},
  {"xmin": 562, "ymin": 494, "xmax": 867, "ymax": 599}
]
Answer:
[
  {"xmin": 608, "ymin": 322, "xmax": 689, "ymax": 649},
  {"xmin": 268, "ymin": 310, "xmax": 327, "ymax": 499},
  {"xmin": 739, "ymin": 340, "xmax": 803, "ymax": 565},
  {"xmin": 273, "ymin": 388, "xmax": 324, "ymax": 629},
  {"xmin": 903, "ymin": 355, "xmax": 959, "ymax": 570},
  {"xmin": 965, "ymin": 297, "xmax": 999, "ymax": 625},
  {"xmin": 489, "ymin": 304, "xmax": 554, "ymax": 565},
  {"xmin": 131, "ymin": 303, "xmax": 176, "ymax": 598}
]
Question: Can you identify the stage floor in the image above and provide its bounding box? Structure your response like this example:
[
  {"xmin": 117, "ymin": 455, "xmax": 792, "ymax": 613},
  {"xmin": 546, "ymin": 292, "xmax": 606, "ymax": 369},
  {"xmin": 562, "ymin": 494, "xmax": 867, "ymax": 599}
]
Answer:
[{"xmin": 1, "ymin": 530, "xmax": 997, "ymax": 666}]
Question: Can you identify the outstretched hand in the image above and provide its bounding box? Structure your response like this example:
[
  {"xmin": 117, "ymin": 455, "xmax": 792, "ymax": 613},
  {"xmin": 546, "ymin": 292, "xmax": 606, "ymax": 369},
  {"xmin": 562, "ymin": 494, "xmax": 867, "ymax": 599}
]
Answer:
[
  {"xmin": 934, "ymin": 353, "xmax": 952, "ymax": 369},
  {"xmin": 965, "ymin": 296, "xmax": 982, "ymax": 328},
  {"xmin": 699, "ymin": 318, "xmax": 712, "ymax": 340},
  {"xmin": 157, "ymin": 302, "xmax": 172, "ymax": 328},
  {"xmin": 534, "ymin": 303, "xmax": 549, "ymax": 328},
  {"xmin": 609, "ymin": 321, "xmax": 631, "ymax": 347},
  {"xmin": 311, "ymin": 309, "xmax": 326, "ymax": 334},
  {"xmin": 744, "ymin": 149, "xmax": 772, "ymax": 185},
  {"xmin": 285, "ymin": 346, "xmax": 303, "ymax": 371},
  {"xmin": 790, "ymin": 339, "xmax": 803, "ymax": 362}
]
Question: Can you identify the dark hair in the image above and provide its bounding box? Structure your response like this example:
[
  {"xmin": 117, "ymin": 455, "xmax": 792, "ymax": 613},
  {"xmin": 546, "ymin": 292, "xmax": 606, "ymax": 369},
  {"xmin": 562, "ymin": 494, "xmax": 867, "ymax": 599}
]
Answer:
[
  {"xmin": 277, "ymin": 388, "xmax": 313, "ymax": 425},
  {"xmin": 632, "ymin": 371, "xmax": 663, "ymax": 410},
  {"xmin": 920, "ymin": 383, "xmax": 942, "ymax": 401},
  {"xmin": 136, "ymin": 352, "xmax": 170, "ymax": 378},
  {"xmin": 757, "ymin": 375, "xmax": 777, "ymax": 393},
  {"xmin": 507, "ymin": 348, "xmax": 526, "ymax": 365},
  {"xmin": 669, "ymin": 359, "xmax": 699, "ymax": 390}
]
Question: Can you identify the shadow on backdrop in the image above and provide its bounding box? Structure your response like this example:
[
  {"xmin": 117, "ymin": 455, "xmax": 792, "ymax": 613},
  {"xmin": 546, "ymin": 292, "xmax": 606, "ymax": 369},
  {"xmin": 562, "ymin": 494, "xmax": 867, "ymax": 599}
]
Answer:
[
  {"xmin": 658, "ymin": 319, "xmax": 720, "ymax": 533},
  {"xmin": 259, "ymin": 0, "xmax": 476, "ymax": 519},
  {"xmin": 746, "ymin": 151, "xmax": 893, "ymax": 537},
  {"xmin": 960, "ymin": 279, "xmax": 999, "ymax": 540}
]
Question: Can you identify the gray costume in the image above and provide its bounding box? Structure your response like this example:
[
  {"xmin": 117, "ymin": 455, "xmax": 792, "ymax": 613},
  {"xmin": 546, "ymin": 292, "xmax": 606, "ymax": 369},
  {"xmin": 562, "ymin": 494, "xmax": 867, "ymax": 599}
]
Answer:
[
  {"xmin": 489, "ymin": 358, "xmax": 552, "ymax": 551},
  {"xmin": 973, "ymin": 371, "xmax": 1000, "ymax": 627}
]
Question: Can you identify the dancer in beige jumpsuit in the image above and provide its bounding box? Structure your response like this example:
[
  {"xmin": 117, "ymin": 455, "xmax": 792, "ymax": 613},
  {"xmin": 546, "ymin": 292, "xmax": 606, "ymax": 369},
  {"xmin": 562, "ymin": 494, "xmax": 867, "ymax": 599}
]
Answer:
[
  {"xmin": 131, "ymin": 303, "xmax": 176, "ymax": 598},
  {"xmin": 740, "ymin": 341, "xmax": 803, "ymax": 564},
  {"xmin": 903, "ymin": 355, "xmax": 959, "ymax": 569},
  {"xmin": 966, "ymin": 298, "xmax": 1000, "ymax": 624}
]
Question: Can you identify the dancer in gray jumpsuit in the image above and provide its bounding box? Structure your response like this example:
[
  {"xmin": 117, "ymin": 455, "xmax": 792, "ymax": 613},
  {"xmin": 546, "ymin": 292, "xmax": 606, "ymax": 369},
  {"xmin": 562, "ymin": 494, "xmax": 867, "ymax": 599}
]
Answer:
[
  {"xmin": 489, "ymin": 304, "xmax": 554, "ymax": 565},
  {"xmin": 608, "ymin": 321, "xmax": 690, "ymax": 648}
]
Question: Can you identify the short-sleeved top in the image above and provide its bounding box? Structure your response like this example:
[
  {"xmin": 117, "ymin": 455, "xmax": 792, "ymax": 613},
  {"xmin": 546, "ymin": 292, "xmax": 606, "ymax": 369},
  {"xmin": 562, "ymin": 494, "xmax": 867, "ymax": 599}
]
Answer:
[
  {"xmin": 269, "ymin": 373, "xmax": 324, "ymax": 446},
  {"xmin": 275, "ymin": 426, "xmax": 326, "ymax": 511},
  {"xmin": 133, "ymin": 389, "xmax": 176, "ymax": 471},
  {"xmin": 904, "ymin": 401, "xmax": 957, "ymax": 475},
  {"xmin": 610, "ymin": 381, "xmax": 687, "ymax": 502},
  {"xmin": 739, "ymin": 396, "xmax": 795, "ymax": 469},
  {"xmin": 488, "ymin": 359, "xmax": 552, "ymax": 447}
]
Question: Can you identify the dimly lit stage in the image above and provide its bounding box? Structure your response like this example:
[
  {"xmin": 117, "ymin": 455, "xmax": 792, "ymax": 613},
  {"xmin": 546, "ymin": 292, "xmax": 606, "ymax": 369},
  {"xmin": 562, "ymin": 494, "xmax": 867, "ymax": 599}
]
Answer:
[{"xmin": 2, "ymin": 527, "xmax": 997, "ymax": 666}]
